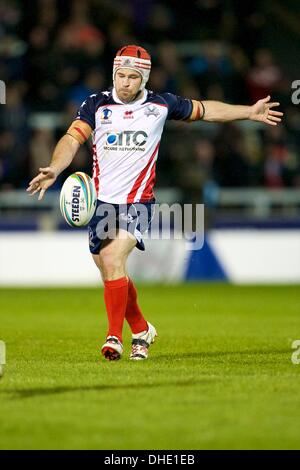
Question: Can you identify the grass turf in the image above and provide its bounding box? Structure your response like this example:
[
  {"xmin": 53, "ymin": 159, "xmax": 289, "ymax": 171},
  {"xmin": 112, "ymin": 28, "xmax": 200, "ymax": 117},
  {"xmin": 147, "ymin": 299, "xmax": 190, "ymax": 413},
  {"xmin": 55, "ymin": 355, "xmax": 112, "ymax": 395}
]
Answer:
[{"xmin": 0, "ymin": 284, "xmax": 299, "ymax": 450}]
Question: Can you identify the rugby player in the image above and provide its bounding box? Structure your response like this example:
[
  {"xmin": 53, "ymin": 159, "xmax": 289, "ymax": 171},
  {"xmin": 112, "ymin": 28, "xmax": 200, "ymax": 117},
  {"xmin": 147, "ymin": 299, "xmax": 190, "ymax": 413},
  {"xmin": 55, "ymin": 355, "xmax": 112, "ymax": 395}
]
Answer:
[{"xmin": 27, "ymin": 45, "xmax": 283, "ymax": 361}]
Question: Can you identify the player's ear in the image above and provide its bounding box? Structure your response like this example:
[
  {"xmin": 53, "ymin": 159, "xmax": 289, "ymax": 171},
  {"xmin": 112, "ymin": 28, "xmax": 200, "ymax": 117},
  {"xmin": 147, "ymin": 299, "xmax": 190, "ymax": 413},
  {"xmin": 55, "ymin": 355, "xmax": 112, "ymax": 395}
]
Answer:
[{"xmin": 66, "ymin": 120, "xmax": 93, "ymax": 144}]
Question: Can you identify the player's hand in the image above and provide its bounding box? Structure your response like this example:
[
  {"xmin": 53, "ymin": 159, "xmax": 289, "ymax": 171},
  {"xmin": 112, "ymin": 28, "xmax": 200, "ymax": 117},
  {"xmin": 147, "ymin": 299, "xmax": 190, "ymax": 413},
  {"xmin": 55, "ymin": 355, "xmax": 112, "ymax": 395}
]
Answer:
[
  {"xmin": 249, "ymin": 95, "xmax": 283, "ymax": 126},
  {"xmin": 26, "ymin": 167, "xmax": 57, "ymax": 200}
]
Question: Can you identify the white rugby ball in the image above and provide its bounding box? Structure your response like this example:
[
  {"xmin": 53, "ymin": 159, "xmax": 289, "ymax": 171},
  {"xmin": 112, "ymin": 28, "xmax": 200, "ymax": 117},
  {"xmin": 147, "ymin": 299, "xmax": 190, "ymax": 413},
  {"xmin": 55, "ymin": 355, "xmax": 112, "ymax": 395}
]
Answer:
[{"xmin": 60, "ymin": 172, "xmax": 97, "ymax": 227}]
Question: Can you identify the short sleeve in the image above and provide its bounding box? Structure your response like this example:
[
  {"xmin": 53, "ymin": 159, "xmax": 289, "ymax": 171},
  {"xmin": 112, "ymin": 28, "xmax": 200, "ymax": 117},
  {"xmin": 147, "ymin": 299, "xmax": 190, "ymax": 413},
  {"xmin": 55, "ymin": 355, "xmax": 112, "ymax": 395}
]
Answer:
[
  {"xmin": 161, "ymin": 93, "xmax": 193, "ymax": 121},
  {"xmin": 75, "ymin": 95, "xmax": 96, "ymax": 130}
]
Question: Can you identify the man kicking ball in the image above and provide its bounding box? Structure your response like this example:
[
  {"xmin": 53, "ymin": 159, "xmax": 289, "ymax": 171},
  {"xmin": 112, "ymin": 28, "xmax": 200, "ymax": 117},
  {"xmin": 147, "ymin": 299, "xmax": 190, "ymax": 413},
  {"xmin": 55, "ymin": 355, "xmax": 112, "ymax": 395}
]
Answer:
[{"xmin": 27, "ymin": 45, "xmax": 283, "ymax": 361}]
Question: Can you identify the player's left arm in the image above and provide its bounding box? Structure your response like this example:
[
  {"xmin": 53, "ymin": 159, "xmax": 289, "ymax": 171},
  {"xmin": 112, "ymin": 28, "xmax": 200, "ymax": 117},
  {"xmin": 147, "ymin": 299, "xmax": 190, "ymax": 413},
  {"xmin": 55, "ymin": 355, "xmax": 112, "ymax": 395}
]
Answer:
[{"xmin": 187, "ymin": 95, "xmax": 283, "ymax": 126}]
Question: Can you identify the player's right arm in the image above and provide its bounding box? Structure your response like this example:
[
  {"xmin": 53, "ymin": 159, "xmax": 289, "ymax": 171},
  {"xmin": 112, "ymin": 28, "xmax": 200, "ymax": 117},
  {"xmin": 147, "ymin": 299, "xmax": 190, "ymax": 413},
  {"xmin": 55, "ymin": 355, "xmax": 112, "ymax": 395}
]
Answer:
[{"xmin": 26, "ymin": 120, "xmax": 92, "ymax": 200}]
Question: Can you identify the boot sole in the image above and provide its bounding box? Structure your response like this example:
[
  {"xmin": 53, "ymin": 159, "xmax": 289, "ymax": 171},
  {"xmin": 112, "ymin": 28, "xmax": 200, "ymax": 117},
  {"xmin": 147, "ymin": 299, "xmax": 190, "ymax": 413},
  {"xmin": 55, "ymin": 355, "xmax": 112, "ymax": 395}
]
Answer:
[{"xmin": 102, "ymin": 347, "xmax": 121, "ymax": 361}]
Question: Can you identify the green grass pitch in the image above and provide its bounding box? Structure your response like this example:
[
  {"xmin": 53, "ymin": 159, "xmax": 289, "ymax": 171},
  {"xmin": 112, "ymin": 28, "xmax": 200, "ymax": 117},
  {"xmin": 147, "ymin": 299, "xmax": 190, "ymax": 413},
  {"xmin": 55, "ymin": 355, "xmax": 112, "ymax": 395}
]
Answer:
[{"xmin": 0, "ymin": 284, "xmax": 300, "ymax": 450}]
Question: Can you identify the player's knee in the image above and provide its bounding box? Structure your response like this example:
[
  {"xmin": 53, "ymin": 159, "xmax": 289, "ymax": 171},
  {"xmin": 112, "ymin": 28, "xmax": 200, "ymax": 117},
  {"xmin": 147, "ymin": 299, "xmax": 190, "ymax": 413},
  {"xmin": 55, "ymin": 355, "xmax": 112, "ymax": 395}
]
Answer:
[{"xmin": 98, "ymin": 247, "xmax": 124, "ymax": 274}]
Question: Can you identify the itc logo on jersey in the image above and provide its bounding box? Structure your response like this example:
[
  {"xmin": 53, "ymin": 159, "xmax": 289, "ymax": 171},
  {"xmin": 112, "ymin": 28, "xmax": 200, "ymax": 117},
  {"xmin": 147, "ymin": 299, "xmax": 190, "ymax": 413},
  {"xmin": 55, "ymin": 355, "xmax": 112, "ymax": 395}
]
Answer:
[{"xmin": 104, "ymin": 130, "xmax": 148, "ymax": 151}]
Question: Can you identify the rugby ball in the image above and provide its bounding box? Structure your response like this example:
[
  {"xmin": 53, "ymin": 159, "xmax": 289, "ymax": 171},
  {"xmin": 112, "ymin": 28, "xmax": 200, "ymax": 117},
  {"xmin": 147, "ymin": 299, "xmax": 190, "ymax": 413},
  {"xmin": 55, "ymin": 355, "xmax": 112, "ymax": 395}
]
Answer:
[{"xmin": 60, "ymin": 172, "xmax": 97, "ymax": 227}]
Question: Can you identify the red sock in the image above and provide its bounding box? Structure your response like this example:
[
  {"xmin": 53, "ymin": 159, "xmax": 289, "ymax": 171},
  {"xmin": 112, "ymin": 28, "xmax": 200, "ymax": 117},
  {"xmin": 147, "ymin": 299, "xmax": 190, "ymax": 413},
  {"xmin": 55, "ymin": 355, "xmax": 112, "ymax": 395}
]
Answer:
[
  {"xmin": 125, "ymin": 278, "xmax": 148, "ymax": 334},
  {"xmin": 104, "ymin": 277, "xmax": 128, "ymax": 342}
]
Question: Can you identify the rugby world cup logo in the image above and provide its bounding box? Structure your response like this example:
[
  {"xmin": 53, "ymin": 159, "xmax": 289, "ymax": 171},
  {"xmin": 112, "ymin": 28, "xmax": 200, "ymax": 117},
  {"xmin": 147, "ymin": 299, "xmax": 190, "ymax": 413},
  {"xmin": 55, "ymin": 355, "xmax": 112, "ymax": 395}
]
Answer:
[{"xmin": 101, "ymin": 108, "xmax": 112, "ymax": 121}]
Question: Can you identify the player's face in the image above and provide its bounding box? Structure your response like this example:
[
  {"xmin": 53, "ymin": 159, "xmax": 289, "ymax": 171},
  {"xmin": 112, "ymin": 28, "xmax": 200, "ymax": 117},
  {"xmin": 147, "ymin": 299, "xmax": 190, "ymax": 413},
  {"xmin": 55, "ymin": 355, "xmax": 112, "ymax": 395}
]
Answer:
[{"xmin": 115, "ymin": 69, "xmax": 142, "ymax": 102}]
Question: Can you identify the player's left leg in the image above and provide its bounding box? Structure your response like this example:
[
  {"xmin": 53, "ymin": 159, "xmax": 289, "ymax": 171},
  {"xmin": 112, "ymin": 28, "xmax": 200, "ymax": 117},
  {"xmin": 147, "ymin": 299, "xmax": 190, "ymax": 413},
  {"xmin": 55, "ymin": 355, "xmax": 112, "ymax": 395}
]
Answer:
[
  {"xmin": 124, "ymin": 277, "xmax": 157, "ymax": 360},
  {"xmin": 125, "ymin": 277, "xmax": 147, "ymax": 334}
]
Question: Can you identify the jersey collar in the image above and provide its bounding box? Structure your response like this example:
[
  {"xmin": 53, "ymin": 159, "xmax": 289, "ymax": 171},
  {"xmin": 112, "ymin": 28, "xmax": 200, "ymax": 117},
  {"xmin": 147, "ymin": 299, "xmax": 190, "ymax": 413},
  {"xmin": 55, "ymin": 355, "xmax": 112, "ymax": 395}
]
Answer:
[{"xmin": 112, "ymin": 87, "xmax": 148, "ymax": 106}]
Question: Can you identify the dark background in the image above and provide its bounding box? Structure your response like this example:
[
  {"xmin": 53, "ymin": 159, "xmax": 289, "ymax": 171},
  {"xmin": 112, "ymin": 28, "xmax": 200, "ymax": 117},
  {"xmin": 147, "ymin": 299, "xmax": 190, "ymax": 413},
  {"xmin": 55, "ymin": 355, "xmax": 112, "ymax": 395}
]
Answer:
[{"xmin": 1, "ymin": 0, "xmax": 300, "ymax": 202}]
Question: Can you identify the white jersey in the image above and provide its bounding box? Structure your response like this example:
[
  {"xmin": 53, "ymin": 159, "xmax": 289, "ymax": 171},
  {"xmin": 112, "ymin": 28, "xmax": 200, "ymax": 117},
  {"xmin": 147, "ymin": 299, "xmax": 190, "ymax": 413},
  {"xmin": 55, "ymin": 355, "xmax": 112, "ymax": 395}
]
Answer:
[{"xmin": 75, "ymin": 87, "xmax": 192, "ymax": 204}]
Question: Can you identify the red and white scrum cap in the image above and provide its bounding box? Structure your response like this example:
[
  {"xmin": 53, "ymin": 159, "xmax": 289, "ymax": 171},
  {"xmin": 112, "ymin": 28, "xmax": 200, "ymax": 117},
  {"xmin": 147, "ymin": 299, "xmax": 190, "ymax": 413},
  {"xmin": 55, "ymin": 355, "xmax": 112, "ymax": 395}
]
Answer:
[{"xmin": 113, "ymin": 45, "xmax": 151, "ymax": 91}]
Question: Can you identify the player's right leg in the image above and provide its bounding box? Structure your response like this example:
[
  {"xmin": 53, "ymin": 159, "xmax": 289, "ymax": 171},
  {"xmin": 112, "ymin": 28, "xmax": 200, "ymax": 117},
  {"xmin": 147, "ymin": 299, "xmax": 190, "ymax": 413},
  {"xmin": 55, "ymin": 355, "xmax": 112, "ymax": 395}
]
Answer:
[
  {"xmin": 89, "ymin": 200, "xmax": 157, "ymax": 361},
  {"xmin": 92, "ymin": 229, "xmax": 136, "ymax": 361}
]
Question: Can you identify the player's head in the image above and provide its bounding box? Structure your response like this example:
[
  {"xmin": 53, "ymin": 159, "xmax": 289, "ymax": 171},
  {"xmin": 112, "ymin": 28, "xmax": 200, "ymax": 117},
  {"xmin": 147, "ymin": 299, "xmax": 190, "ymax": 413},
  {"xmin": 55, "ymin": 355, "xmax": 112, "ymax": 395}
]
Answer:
[{"xmin": 113, "ymin": 45, "xmax": 151, "ymax": 98}]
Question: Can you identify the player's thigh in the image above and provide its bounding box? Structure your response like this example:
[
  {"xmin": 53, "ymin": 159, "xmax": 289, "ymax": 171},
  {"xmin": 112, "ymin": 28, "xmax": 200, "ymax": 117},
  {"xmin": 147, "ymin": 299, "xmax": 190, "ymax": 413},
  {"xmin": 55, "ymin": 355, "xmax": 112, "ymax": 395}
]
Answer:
[{"xmin": 92, "ymin": 229, "xmax": 136, "ymax": 270}]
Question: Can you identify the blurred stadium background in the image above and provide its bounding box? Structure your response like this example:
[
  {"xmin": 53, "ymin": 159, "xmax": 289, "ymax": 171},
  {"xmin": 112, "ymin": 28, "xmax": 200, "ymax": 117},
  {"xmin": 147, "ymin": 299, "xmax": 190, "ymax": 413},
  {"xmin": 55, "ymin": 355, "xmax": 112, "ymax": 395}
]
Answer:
[
  {"xmin": 1, "ymin": 0, "xmax": 300, "ymax": 452},
  {"xmin": 0, "ymin": 0, "xmax": 300, "ymax": 284}
]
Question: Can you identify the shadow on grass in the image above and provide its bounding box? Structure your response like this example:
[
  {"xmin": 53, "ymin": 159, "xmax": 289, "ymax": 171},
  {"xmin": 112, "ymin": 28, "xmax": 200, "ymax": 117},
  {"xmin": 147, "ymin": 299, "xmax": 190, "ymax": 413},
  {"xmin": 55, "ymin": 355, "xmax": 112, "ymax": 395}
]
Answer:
[
  {"xmin": 0, "ymin": 378, "xmax": 213, "ymax": 400},
  {"xmin": 155, "ymin": 348, "xmax": 291, "ymax": 361},
  {"xmin": 0, "ymin": 349, "xmax": 291, "ymax": 400},
  {"xmin": 155, "ymin": 349, "xmax": 291, "ymax": 364}
]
